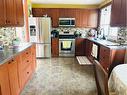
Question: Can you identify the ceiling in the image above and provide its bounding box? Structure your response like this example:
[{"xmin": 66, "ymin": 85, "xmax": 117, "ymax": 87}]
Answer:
[{"xmin": 31, "ymin": 0, "xmax": 105, "ymax": 5}]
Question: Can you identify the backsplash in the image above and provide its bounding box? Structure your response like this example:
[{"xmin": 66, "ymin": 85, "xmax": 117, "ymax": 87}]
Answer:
[
  {"xmin": 0, "ymin": 27, "xmax": 16, "ymax": 46},
  {"xmin": 117, "ymin": 27, "xmax": 127, "ymax": 44},
  {"xmin": 52, "ymin": 27, "xmax": 90, "ymax": 37}
]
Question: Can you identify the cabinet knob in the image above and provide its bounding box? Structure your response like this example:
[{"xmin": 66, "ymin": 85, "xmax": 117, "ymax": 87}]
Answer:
[
  {"xmin": 26, "ymin": 52, "xmax": 29, "ymax": 54},
  {"xmin": 27, "ymin": 72, "xmax": 29, "ymax": 74},
  {"xmin": 8, "ymin": 62, "xmax": 11, "ymax": 64},
  {"xmin": 8, "ymin": 21, "xmax": 10, "ymax": 23},
  {"xmin": 17, "ymin": 21, "xmax": 19, "ymax": 24},
  {"xmin": 27, "ymin": 60, "xmax": 29, "ymax": 62},
  {"xmin": 6, "ymin": 20, "xmax": 10, "ymax": 24},
  {"xmin": 12, "ymin": 59, "xmax": 14, "ymax": 62}
]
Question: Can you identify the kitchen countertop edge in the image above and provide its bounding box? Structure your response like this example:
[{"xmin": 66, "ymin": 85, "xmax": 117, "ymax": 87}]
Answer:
[{"xmin": 0, "ymin": 42, "xmax": 34, "ymax": 66}]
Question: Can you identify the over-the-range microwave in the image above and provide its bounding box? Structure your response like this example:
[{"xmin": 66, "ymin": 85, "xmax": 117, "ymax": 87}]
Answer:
[{"xmin": 59, "ymin": 18, "xmax": 75, "ymax": 27}]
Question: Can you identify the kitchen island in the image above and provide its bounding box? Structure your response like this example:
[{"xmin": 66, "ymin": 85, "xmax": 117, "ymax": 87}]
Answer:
[{"xmin": 0, "ymin": 43, "xmax": 36, "ymax": 95}]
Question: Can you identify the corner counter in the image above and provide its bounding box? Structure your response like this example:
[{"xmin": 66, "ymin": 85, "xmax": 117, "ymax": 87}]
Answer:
[{"xmin": 0, "ymin": 43, "xmax": 36, "ymax": 95}]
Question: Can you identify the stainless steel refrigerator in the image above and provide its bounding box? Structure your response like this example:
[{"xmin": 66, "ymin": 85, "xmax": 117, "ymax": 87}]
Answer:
[{"xmin": 29, "ymin": 17, "xmax": 51, "ymax": 58}]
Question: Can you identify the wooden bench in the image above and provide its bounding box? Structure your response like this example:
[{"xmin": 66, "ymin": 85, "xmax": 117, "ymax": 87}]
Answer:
[{"xmin": 76, "ymin": 56, "xmax": 93, "ymax": 65}]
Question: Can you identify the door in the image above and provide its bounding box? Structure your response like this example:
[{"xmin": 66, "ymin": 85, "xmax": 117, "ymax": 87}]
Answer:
[
  {"xmin": 0, "ymin": 0, "xmax": 6, "ymax": 26},
  {"xmin": 39, "ymin": 17, "xmax": 51, "ymax": 43},
  {"xmin": 5, "ymin": 0, "xmax": 16, "ymax": 26},
  {"xmin": 7, "ymin": 59, "xmax": 20, "ymax": 95},
  {"xmin": 15, "ymin": 0, "xmax": 24, "ymax": 26},
  {"xmin": 0, "ymin": 64, "xmax": 10, "ymax": 95}
]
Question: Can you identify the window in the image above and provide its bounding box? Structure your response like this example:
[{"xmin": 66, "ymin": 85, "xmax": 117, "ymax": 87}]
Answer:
[{"xmin": 100, "ymin": 5, "xmax": 118, "ymax": 41}]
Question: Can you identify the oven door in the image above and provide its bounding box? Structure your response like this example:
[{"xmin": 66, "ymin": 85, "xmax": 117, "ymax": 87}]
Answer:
[{"xmin": 59, "ymin": 39, "xmax": 75, "ymax": 56}]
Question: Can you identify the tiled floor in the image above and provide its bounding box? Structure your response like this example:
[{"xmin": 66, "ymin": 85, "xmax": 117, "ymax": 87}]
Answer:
[{"xmin": 21, "ymin": 58, "xmax": 97, "ymax": 95}]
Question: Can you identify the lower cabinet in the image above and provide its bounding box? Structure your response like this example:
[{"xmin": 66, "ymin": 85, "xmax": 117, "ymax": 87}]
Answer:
[
  {"xmin": 85, "ymin": 39, "xmax": 93, "ymax": 57},
  {"xmin": 7, "ymin": 58, "xmax": 20, "ymax": 95},
  {"xmin": 75, "ymin": 38, "xmax": 86, "ymax": 56},
  {"xmin": 0, "ymin": 64, "xmax": 11, "ymax": 95},
  {"xmin": 18, "ymin": 44, "xmax": 36, "ymax": 90},
  {"xmin": 99, "ymin": 46, "xmax": 111, "ymax": 71},
  {"xmin": 99, "ymin": 45, "xmax": 126, "ymax": 72},
  {"xmin": 0, "ymin": 44, "xmax": 36, "ymax": 95},
  {"xmin": 51, "ymin": 38, "xmax": 59, "ymax": 57}
]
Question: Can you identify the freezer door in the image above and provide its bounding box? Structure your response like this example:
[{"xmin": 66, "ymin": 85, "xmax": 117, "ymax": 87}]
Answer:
[
  {"xmin": 39, "ymin": 17, "xmax": 51, "ymax": 43},
  {"xmin": 36, "ymin": 43, "xmax": 51, "ymax": 58}
]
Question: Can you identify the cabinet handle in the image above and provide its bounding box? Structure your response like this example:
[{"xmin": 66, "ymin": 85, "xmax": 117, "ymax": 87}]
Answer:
[
  {"xmin": 12, "ymin": 59, "xmax": 14, "ymax": 62},
  {"xmin": 17, "ymin": 21, "xmax": 19, "ymax": 24},
  {"xmin": 8, "ymin": 62, "xmax": 11, "ymax": 64},
  {"xmin": 8, "ymin": 21, "xmax": 10, "ymax": 23},
  {"xmin": 107, "ymin": 68, "xmax": 109, "ymax": 70},
  {"xmin": 26, "ymin": 52, "xmax": 29, "ymax": 54}
]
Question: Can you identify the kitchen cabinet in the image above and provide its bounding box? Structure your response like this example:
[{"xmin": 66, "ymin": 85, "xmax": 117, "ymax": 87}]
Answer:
[
  {"xmin": 7, "ymin": 58, "xmax": 20, "ymax": 95},
  {"xmin": 6, "ymin": 0, "xmax": 17, "ymax": 26},
  {"xmin": 0, "ymin": 44, "xmax": 36, "ymax": 95},
  {"xmin": 0, "ymin": 0, "xmax": 24, "ymax": 27},
  {"xmin": 15, "ymin": 0, "xmax": 24, "ymax": 26},
  {"xmin": 0, "ymin": 0, "xmax": 6, "ymax": 26},
  {"xmin": 75, "ymin": 38, "xmax": 86, "ymax": 56},
  {"xmin": 110, "ymin": 0, "xmax": 127, "ymax": 27},
  {"xmin": 87, "ymin": 9, "xmax": 98, "ymax": 28},
  {"xmin": 32, "ymin": 8, "xmax": 98, "ymax": 28},
  {"xmin": 85, "ymin": 39, "xmax": 93, "ymax": 57},
  {"xmin": 18, "ymin": 47, "xmax": 33, "ymax": 89},
  {"xmin": 51, "ymin": 38, "xmax": 59, "ymax": 57},
  {"xmin": 99, "ymin": 46, "xmax": 111, "ymax": 71},
  {"xmin": 99, "ymin": 45, "xmax": 126, "ymax": 72},
  {"xmin": 0, "ymin": 64, "xmax": 10, "ymax": 95}
]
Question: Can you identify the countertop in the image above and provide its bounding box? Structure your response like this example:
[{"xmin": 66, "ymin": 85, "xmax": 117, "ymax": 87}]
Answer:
[
  {"xmin": 0, "ymin": 43, "xmax": 33, "ymax": 66},
  {"xmin": 77, "ymin": 37, "xmax": 127, "ymax": 49}
]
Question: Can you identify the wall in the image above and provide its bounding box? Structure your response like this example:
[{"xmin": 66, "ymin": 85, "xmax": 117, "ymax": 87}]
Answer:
[{"xmin": 0, "ymin": 28, "xmax": 16, "ymax": 46}]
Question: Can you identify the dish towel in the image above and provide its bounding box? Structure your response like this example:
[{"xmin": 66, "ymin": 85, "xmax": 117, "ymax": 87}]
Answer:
[
  {"xmin": 62, "ymin": 41, "xmax": 72, "ymax": 49},
  {"xmin": 91, "ymin": 44, "xmax": 98, "ymax": 58}
]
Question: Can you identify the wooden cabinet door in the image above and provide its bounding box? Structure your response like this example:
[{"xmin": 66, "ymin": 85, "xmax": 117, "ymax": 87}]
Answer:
[
  {"xmin": 110, "ymin": 0, "xmax": 127, "ymax": 27},
  {"xmin": 51, "ymin": 38, "xmax": 59, "ymax": 57},
  {"xmin": 15, "ymin": 0, "xmax": 24, "ymax": 26},
  {"xmin": 75, "ymin": 38, "xmax": 85, "ymax": 56},
  {"xmin": 99, "ymin": 46, "xmax": 110, "ymax": 72},
  {"xmin": 5, "ymin": 0, "xmax": 16, "ymax": 26},
  {"xmin": 0, "ymin": 0, "xmax": 6, "ymax": 26},
  {"xmin": 0, "ymin": 64, "xmax": 10, "ymax": 95},
  {"xmin": 50, "ymin": 9, "xmax": 59, "ymax": 27},
  {"xmin": 85, "ymin": 39, "xmax": 93, "ymax": 57},
  {"xmin": 7, "ymin": 58, "xmax": 20, "ymax": 95},
  {"xmin": 87, "ymin": 10, "xmax": 98, "ymax": 28}
]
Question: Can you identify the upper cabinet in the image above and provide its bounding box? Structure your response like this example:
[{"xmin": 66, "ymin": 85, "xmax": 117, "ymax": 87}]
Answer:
[
  {"xmin": 110, "ymin": 0, "xmax": 127, "ymax": 27},
  {"xmin": 32, "ymin": 8, "xmax": 98, "ymax": 28},
  {"xmin": 0, "ymin": 0, "xmax": 24, "ymax": 27},
  {"xmin": 87, "ymin": 9, "xmax": 98, "ymax": 28}
]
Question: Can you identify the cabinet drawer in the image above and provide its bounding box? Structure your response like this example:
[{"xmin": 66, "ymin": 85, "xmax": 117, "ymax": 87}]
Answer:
[
  {"xmin": 21, "ymin": 48, "xmax": 31, "ymax": 60},
  {"xmin": 21, "ymin": 58, "xmax": 32, "ymax": 70}
]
